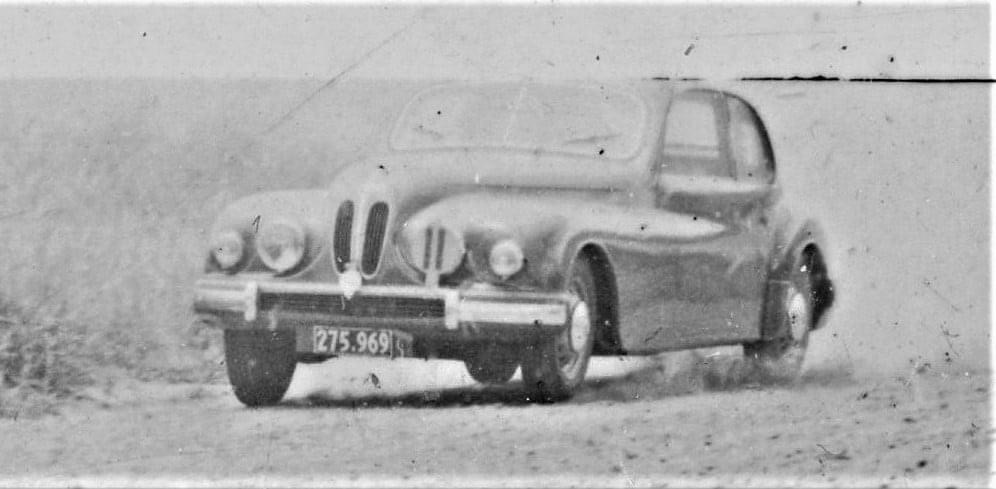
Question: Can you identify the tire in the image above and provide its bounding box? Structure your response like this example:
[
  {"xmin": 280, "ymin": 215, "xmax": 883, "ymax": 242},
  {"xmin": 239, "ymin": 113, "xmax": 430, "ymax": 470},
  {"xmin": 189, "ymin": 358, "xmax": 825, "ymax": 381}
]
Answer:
[
  {"xmin": 521, "ymin": 254, "xmax": 597, "ymax": 402},
  {"xmin": 464, "ymin": 344, "xmax": 519, "ymax": 384},
  {"xmin": 744, "ymin": 258, "xmax": 813, "ymax": 384},
  {"xmin": 224, "ymin": 329, "xmax": 297, "ymax": 407}
]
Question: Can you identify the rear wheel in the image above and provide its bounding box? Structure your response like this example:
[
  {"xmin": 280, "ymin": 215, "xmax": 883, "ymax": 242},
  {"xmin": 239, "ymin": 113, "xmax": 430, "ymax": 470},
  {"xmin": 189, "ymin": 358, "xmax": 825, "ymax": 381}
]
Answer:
[
  {"xmin": 521, "ymin": 254, "xmax": 597, "ymax": 402},
  {"xmin": 745, "ymin": 259, "xmax": 813, "ymax": 384},
  {"xmin": 224, "ymin": 329, "xmax": 297, "ymax": 407},
  {"xmin": 464, "ymin": 344, "xmax": 519, "ymax": 384}
]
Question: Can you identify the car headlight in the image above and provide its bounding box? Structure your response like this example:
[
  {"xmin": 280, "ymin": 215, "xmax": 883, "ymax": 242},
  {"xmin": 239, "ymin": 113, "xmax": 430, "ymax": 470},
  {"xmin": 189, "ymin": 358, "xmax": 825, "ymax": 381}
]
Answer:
[
  {"xmin": 256, "ymin": 220, "xmax": 307, "ymax": 273},
  {"xmin": 210, "ymin": 230, "xmax": 245, "ymax": 270},
  {"xmin": 488, "ymin": 239, "xmax": 524, "ymax": 279}
]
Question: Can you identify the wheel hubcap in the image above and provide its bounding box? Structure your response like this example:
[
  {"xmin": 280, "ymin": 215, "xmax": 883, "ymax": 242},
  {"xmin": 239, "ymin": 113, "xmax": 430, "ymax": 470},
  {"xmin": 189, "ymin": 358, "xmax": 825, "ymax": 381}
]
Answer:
[
  {"xmin": 786, "ymin": 287, "xmax": 810, "ymax": 342},
  {"xmin": 570, "ymin": 302, "xmax": 592, "ymax": 353},
  {"xmin": 556, "ymin": 300, "xmax": 592, "ymax": 377}
]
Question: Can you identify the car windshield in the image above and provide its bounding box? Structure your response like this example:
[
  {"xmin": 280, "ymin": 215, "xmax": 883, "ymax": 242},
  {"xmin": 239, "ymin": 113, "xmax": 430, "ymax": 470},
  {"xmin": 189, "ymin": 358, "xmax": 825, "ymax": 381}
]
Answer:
[{"xmin": 390, "ymin": 83, "xmax": 646, "ymax": 160}]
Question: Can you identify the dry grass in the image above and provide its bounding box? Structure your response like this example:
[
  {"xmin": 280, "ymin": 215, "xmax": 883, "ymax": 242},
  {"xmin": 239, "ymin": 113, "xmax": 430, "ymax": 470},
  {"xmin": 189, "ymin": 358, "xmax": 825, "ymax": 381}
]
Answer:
[
  {"xmin": 0, "ymin": 78, "xmax": 414, "ymax": 409},
  {"xmin": 0, "ymin": 297, "xmax": 93, "ymax": 417}
]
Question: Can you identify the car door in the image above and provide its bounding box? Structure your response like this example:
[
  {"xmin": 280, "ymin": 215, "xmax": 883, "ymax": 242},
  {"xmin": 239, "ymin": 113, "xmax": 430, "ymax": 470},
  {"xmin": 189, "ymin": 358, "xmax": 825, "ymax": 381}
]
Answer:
[
  {"xmin": 615, "ymin": 89, "xmax": 771, "ymax": 353},
  {"xmin": 719, "ymin": 93, "xmax": 779, "ymax": 338}
]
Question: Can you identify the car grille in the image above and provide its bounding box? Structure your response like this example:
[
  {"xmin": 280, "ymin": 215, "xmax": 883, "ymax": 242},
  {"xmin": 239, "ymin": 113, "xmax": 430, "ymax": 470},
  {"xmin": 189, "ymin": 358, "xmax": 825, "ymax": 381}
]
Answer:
[
  {"xmin": 259, "ymin": 292, "xmax": 445, "ymax": 319},
  {"xmin": 333, "ymin": 200, "xmax": 354, "ymax": 272},
  {"xmin": 361, "ymin": 202, "xmax": 389, "ymax": 275},
  {"xmin": 422, "ymin": 226, "xmax": 451, "ymax": 272},
  {"xmin": 333, "ymin": 200, "xmax": 390, "ymax": 276}
]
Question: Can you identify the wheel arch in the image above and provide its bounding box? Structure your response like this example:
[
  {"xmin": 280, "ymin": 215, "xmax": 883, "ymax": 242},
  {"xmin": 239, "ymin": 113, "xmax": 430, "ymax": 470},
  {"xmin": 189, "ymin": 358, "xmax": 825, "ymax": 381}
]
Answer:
[
  {"xmin": 770, "ymin": 243, "xmax": 834, "ymax": 331},
  {"xmin": 573, "ymin": 242, "xmax": 623, "ymax": 355},
  {"xmin": 801, "ymin": 243, "xmax": 834, "ymax": 329},
  {"xmin": 768, "ymin": 219, "xmax": 835, "ymax": 331}
]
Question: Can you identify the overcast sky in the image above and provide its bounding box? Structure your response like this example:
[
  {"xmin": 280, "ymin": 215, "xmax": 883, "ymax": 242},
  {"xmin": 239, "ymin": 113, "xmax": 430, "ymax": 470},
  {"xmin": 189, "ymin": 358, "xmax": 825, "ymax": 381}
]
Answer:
[{"xmin": 0, "ymin": 3, "xmax": 987, "ymax": 80}]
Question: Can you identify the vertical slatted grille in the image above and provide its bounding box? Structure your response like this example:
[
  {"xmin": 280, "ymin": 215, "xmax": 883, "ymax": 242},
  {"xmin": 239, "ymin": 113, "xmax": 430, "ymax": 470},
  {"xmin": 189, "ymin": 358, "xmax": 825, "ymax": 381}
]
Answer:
[
  {"xmin": 361, "ymin": 202, "xmax": 389, "ymax": 275},
  {"xmin": 333, "ymin": 200, "xmax": 353, "ymax": 272},
  {"xmin": 433, "ymin": 227, "xmax": 446, "ymax": 271},
  {"xmin": 420, "ymin": 226, "xmax": 454, "ymax": 274},
  {"xmin": 422, "ymin": 227, "xmax": 433, "ymax": 269}
]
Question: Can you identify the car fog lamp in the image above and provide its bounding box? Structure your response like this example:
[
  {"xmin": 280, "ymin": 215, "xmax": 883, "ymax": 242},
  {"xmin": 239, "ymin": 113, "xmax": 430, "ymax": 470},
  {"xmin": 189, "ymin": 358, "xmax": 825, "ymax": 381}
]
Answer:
[
  {"xmin": 211, "ymin": 230, "xmax": 244, "ymax": 270},
  {"xmin": 256, "ymin": 221, "xmax": 306, "ymax": 273},
  {"xmin": 489, "ymin": 239, "xmax": 525, "ymax": 279}
]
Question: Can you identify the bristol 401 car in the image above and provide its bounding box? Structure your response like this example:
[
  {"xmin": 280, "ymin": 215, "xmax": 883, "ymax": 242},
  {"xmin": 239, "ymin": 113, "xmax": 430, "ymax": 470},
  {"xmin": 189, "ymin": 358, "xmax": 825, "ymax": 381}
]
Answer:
[{"xmin": 194, "ymin": 81, "xmax": 835, "ymax": 406}]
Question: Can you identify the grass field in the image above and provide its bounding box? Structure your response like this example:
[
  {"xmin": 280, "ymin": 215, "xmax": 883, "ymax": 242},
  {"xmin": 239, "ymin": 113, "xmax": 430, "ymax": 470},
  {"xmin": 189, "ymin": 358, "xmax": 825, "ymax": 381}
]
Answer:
[
  {"xmin": 0, "ymin": 78, "xmax": 988, "ymax": 413},
  {"xmin": 0, "ymin": 79, "xmax": 414, "ymax": 403}
]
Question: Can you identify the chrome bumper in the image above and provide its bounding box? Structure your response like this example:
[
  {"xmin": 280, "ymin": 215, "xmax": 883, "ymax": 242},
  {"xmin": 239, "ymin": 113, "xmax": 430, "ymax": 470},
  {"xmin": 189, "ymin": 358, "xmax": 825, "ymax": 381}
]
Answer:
[{"xmin": 193, "ymin": 277, "xmax": 571, "ymax": 334}]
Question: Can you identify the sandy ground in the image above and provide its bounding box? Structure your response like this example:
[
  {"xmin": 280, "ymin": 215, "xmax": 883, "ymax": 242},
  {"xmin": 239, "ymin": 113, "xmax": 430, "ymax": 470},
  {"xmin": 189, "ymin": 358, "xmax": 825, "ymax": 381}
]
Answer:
[{"xmin": 0, "ymin": 350, "xmax": 989, "ymax": 488}]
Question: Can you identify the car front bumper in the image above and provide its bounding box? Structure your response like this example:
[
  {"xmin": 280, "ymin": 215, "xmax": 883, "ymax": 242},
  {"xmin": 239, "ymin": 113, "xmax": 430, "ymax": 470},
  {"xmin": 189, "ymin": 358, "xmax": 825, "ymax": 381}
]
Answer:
[{"xmin": 193, "ymin": 276, "xmax": 573, "ymax": 344}]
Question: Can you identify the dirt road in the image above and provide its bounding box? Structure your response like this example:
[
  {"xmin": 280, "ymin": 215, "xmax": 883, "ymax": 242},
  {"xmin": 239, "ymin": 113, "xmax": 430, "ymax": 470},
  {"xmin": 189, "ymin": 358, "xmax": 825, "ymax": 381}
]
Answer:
[{"xmin": 0, "ymin": 351, "xmax": 988, "ymax": 487}]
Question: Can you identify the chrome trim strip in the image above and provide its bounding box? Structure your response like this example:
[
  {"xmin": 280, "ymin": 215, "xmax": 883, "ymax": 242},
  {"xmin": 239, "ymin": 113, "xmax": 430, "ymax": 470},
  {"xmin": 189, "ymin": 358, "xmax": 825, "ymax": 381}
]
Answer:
[
  {"xmin": 458, "ymin": 300, "xmax": 568, "ymax": 326},
  {"xmin": 244, "ymin": 281, "xmax": 259, "ymax": 322},
  {"xmin": 196, "ymin": 278, "xmax": 453, "ymax": 300},
  {"xmin": 443, "ymin": 289, "xmax": 460, "ymax": 330},
  {"xmin": 193, "ymin": 285, "xmax": 247, "ymax": 314},
  {"xmin": 194, "ymin": 278, "xmax": 570, "ymax": 328}
]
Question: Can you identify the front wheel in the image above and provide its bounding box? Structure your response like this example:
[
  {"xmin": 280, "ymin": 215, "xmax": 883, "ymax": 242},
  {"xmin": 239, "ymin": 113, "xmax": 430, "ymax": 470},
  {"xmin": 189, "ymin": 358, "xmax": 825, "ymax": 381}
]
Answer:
[
  {"xmin": 744, "ymin": 262, "xmax": 813, "ymax": 384},
  {"xmin": 224, "ymin": 329, "xmax": 297, "ymax": 407},
  {"xmin": 521, "ymin": 254, "xmax": 597, "ymax": 402},
  {"xmin": 464, "ymin": 344, "xmax": 519, "ymax": 385}
]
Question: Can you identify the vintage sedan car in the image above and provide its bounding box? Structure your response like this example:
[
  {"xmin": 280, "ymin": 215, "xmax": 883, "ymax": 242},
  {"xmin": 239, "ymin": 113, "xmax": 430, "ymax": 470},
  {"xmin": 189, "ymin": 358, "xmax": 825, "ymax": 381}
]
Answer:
[{"xmin": 193, "ymin": 80, "xmax": 835, "ymax": 406}]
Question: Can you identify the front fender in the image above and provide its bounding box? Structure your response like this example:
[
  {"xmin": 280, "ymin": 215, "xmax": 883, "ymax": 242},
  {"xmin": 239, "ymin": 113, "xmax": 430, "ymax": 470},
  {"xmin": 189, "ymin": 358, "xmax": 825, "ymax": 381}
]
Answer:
[
  {"xmin": 401, "ymin": 193, "xmax": 571, "ymax": 290},
  {"xmin": 407, "ymin": 192, "xmax": 727, "ymax": 292},
  {"xmin": 207, "ymin": 190, "xmax": 332, "ymax": 275}
]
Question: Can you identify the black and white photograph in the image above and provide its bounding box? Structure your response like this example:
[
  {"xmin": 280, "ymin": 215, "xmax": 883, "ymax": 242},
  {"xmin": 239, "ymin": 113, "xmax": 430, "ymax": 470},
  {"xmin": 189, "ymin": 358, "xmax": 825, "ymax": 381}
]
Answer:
[{"xmin": 0, "ymin": 1, "xmax": 990, "ymax": 487}]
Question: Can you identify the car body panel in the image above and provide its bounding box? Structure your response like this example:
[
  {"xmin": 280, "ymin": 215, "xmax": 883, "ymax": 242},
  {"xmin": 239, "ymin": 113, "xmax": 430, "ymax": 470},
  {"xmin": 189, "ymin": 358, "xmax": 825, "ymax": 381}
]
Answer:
[{"xmin": 195, "ymin": 79, "xmax": 834, "ymax": 357}]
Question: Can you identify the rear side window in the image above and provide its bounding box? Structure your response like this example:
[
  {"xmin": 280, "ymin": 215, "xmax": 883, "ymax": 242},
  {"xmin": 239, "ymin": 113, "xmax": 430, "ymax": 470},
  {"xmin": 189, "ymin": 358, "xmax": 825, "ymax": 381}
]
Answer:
[
  {"xmin": 661, "ymin": 91, "xmax": 731, "ymax": 178},
  {"xmin": 727, "ymin": 96, "xmax": 774, "ymax": 182}
]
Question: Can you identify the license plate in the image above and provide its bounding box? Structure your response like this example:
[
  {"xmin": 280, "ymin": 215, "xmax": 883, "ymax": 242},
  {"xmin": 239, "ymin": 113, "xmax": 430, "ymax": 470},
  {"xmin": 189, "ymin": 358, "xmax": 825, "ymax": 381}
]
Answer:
[{"xmin": 310, "ymin": 325, "xmax": 412, "ymax": 358}]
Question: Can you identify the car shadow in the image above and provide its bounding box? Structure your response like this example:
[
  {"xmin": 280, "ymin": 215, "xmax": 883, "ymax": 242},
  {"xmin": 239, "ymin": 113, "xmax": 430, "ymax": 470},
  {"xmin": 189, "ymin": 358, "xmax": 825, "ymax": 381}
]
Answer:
[
  {"xmin": 272, "ymin": 356, "xmax": 856, "ymax": 410},
  {"xmin": 281, "ymin": 382, "xmax": 535, "ymax": 409}
]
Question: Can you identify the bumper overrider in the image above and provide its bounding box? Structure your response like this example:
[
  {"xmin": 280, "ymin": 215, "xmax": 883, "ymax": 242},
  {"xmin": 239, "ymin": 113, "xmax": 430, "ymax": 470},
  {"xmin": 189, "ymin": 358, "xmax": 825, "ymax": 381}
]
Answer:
[{"xmin": 193, "ymin": 277, "xmax": 573, "ymax": 348}]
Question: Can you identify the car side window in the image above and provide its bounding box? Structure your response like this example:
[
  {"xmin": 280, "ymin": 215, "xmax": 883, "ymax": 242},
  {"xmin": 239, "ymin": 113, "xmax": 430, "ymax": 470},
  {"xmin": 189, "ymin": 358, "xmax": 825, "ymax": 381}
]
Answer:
[
  {"xmin": 727, "ymin": 96, "xmax": 774, "ymax": 183},
  {"xmin": 660, "ymin": 91, "xmax": 731, "ymax": 178}
]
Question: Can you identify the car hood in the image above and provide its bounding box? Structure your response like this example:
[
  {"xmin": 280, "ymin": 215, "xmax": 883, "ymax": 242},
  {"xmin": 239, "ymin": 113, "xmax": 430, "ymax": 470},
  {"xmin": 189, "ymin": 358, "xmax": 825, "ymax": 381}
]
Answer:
[
  {"xmin": 210, "ymin": 149, "xmax": 650, "ymax": 282},
  {"xmin": 327, "ymin": 149, "xmax": 645, "ymax": 205}
]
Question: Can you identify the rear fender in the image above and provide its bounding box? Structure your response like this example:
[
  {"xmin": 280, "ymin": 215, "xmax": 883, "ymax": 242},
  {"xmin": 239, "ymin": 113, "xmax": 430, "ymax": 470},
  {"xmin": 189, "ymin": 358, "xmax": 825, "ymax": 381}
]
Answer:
[{"xmin": 766, "ymin": 218, "xmax": 835, "ymax": 334}]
